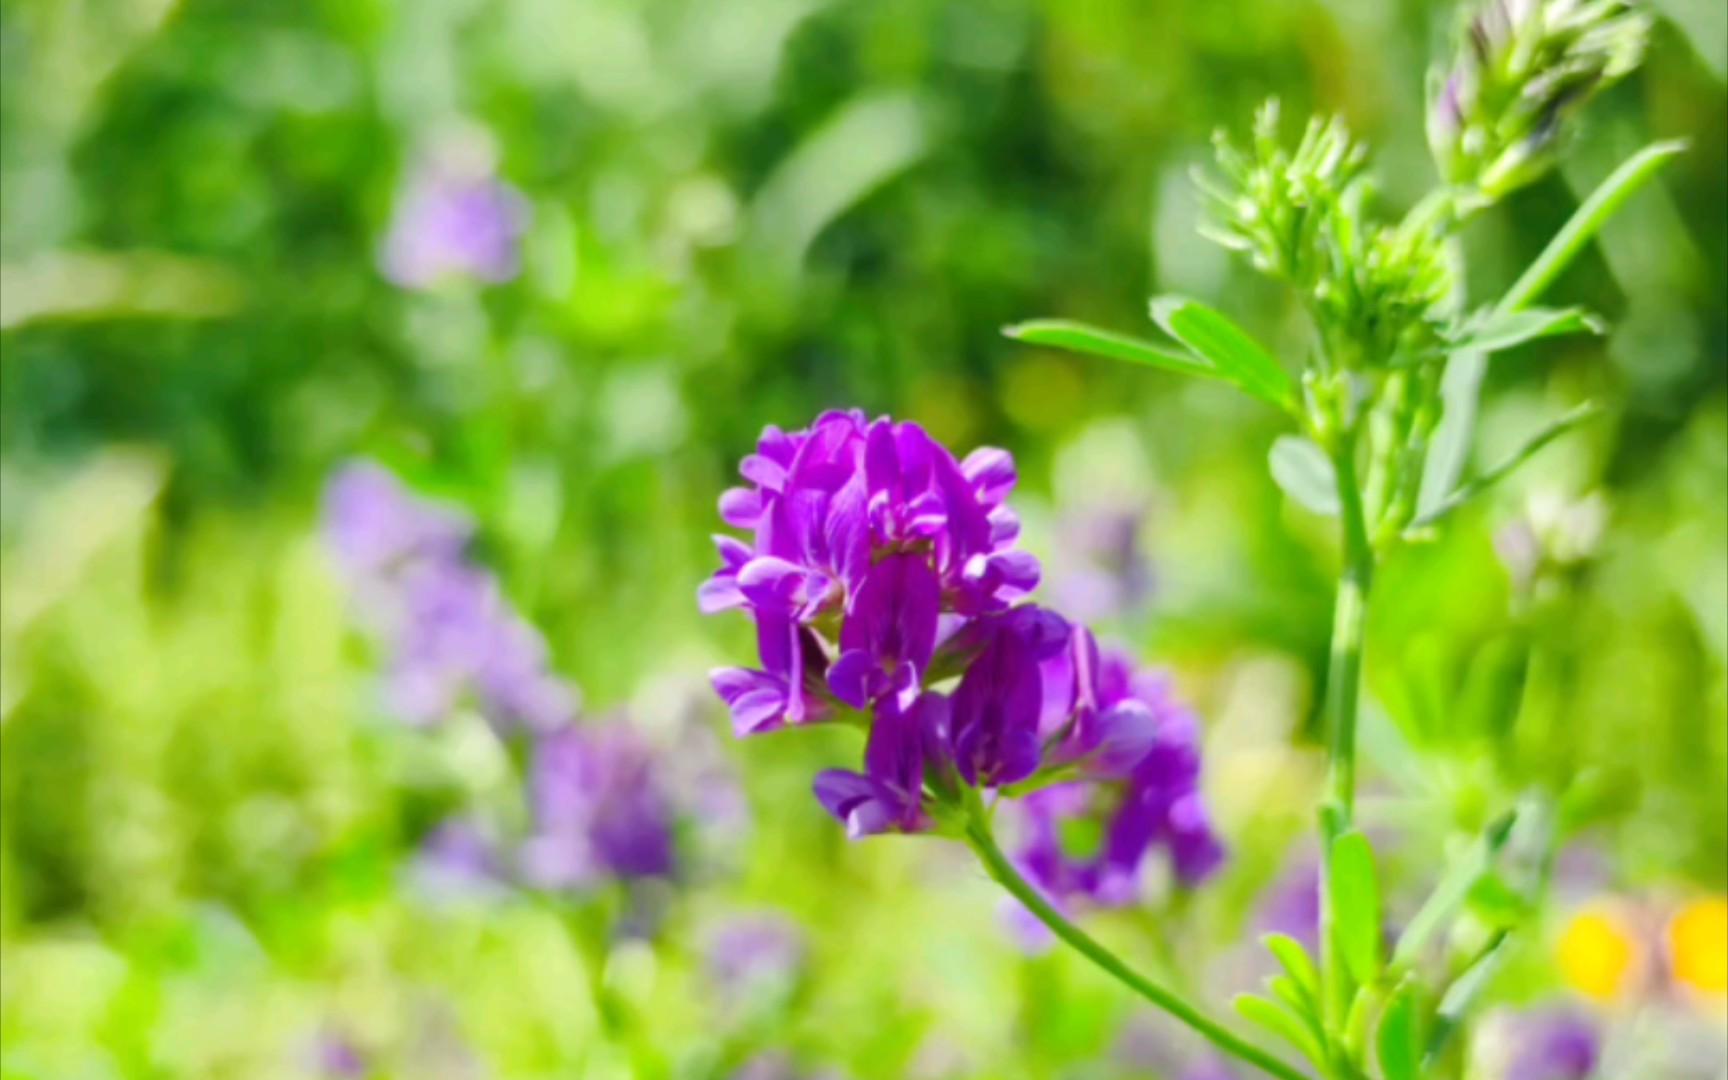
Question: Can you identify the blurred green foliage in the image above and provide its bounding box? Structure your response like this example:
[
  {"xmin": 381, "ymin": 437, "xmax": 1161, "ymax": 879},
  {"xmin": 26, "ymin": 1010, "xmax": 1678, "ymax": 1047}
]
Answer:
[{"xmin": 1, "ymin": 0, "xmax": 1724, "ymax": 1077}]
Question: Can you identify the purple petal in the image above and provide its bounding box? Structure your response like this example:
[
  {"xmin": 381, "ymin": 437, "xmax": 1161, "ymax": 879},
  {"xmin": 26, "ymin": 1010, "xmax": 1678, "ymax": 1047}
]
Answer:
[
  {"xmin": 1086, "ymin": 699, "xmax": 1159, "ymax": 776},
  {"xmin": 719, "ymin": 487, "xmax": 766, "ymax": 529},
  {"xmin": 961, "ymin": 447, "xmax": 1017, "ymax": 504},
  {"xmin": 826, "ymin": 649, "xmax": 875, "ymax": 710}
]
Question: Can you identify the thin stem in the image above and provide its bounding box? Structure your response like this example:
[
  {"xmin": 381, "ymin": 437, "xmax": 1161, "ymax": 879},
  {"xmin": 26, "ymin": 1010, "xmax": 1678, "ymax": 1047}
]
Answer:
[
  {"xmin": 1318, "ymin": 433, "xmax": 1376, "ymax": 1067},
  {"xmin": 1324, "ymin": 438, "xmax": 1374, "ymax": 824},
  {"xmin": 962, "ymin": 817, "xmax": 1313, "ymax": 1080}
]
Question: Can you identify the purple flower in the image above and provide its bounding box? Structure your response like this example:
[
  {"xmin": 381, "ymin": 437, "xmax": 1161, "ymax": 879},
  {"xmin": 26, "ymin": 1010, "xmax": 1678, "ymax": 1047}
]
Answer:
[
  {"xmin": 1504, "ymin": 1008, "xmax": 1599, "ymax": 1080},
  {"xmin": 827, "ymin": 553, "xmax": 942, "ymax": 711},
  {"xmin": 813, "ymin": 693, "xmax": 944, "ymax": 838},
  {"xmin": 1006, "ymin": 650, "xmax": 1224, "ymax": 925},
  {"xmin": 521, "ymin": 724, "xmax": 677, "ymax": 887},
  {"xmin": 322, "ymin": 460, "xmax": 579, "ymax": 735},
  {"xmin": 381, "ymin": 138, "xmax": 527, "ymax": 289},
  {"xmin": 700, "ymin": 411, "xmax": 1224, "ymax": 854},
  {"xmin": 710, "ymin": 611, "xmax": 832, "ymax": 736},
  {"xmin": 701, "ymin": 412, "xmax": 1037, "ymax": 703},
  {"xmin": 947, "ymin": 607, "xmax": 1071, "ymax": 788}
]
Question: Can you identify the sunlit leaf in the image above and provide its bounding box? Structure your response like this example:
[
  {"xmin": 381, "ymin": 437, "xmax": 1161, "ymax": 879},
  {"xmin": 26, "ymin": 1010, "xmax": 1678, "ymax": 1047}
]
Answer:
[
  {"xmin": 1234, "ymin": 994, "xmax": 1325, "ymax": 1066},
  {"xmin": 1262, "ymin": 933, "xmax": 1321, "ymax": 1003},
  {"xmin": 1500, "ymin": 140, "xmax": 1688, "ymax": 313},
  {"xmin": 1327, "ymin": 830, "xmax": 1383, "ymax": 988},
  {"xmin": 1376, "ymin": 982, "xmax": 1421, "ymax": 1080},
  {"xmin": 1004, "ymin": 320, "xmax": 1220, "ymax": 379},
  {"xmin": 1150, "ymin": 296, "xmax": 1294, "ymax": 407},
  {"xmin": 1392, "ymin": 811, "xmax": 1517, "ymax": 970}
]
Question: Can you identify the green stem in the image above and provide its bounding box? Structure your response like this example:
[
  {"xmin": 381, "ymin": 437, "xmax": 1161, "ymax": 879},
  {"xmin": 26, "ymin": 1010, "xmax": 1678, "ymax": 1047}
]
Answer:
[
  {"xmin": 963, "ymin": 817, "xmax": 1313, "ymax": 1080},
  {"xmin": 1319, "ymin": 436, "xmax": 1376, "ymax": 1067}
]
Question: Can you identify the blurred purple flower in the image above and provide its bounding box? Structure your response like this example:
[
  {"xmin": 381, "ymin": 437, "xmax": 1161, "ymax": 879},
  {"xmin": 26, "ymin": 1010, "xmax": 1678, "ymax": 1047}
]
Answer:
[
  {"xmin": 310, "ymin": 1032, "xmax": 367, "ymax": 1079},
  {"xmin": 1505, "ymin": 1008, "xmax": 1599, "ymax": 1080},
  {"xmin": 381, "ymin": 140, "xmax": 527, "ymax": 289},
  {"xmin": 731, "ymin": 1052, "xmax": 849, "ymax": 1080},
  {"xmin": 521, "ymin": 724, "xmax": 677, "ymax": 888},
  {"xmin": 412, "ymin": 817, "xmax": 506, "ymax": 901},
  {"xmin": 1048, "ymin": 506, "xmax": 1154, "ymax": 625},
  {"xmin": 1005, "ymin": 639, "xmax": 1224, "ymax": 940},
  {"xmin": 322, "ymin": 460, "xmax": 578, "ymax": 735},
  {"xmin": 706, "ymin": 911, "xmax": 805, "ymax": 997}
]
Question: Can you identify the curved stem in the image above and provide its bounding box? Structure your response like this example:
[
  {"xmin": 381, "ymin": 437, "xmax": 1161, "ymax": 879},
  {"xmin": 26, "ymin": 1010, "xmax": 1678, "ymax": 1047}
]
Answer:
[{"xmin": 962, "ymin": 817, "xmax": 1313, "ymax": 1080}]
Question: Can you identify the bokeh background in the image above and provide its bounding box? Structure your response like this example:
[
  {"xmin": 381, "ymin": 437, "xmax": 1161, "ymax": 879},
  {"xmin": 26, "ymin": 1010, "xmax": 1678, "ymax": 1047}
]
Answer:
[{"xmin": 2, "ymin": 0, "xmax": 1725, "ymax": 1077}]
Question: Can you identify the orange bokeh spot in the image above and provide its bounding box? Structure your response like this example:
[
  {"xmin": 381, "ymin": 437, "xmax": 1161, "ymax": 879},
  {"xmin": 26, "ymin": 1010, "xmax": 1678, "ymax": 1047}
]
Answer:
[
  {"xmin": 1668, "ymin": 897, "xmax": 1728, "ymax": 995},
  {"xmin": 1557, "ymin": 908, "xmax": 1637, "ymax": 1000}
]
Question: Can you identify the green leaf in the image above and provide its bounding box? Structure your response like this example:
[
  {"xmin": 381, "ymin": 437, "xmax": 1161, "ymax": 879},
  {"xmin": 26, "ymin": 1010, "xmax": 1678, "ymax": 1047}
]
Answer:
[
  {"xmin": 1421, "ymin": 141, "xmax": 1683, "ymax": 520},
  {"xmin": 1376, "ymin": 983, "xmax": 1421, "ymax": 1080},
  {"xmin": 1268, "ymin": 435, "xmax": 1340, "ymax": 515},
  {"xmin": 1267, "ymin": 974, "xmax": 1322, "ymax": 1035},
  {"xmin": 1409, "ymin": 402, "xmax": 1602, "ymax": 531},
  {"xmin": 1429, "ymin": 931, "xmax": 1512, "ymax": 1060},
  {"xmin": 1327, "ymin": 830, "xmax": 1383, "ymax": 988},
  {"xmin": 1391, "ymin": 811, "xmax": 1517, "ymax": 970},
  {"xmin": 1500, "ymin": 140, "xmax": 1687, "ymax": 314},
  {"xmin": 1455, "ymin": 306, "xmax": 1605, "ymax": 355},
  {"xmin": 1003, "ymin": 320, "xmax": 1219, "ymax": 378},
  {"xmin": 1465, "ymin": 872, "xmax": 1533, "ymax": 929},
  {"xmin": 1234, "ymin": 994, "xmax": 1326, "ymax": 1066},
  {"xmin": 1262, "ymin": 933, "xmax": 1321, "ymax": 1003},
  {"xmin": 1149, "ymin": 296, "xmax": 1294, "ymax": 407}
]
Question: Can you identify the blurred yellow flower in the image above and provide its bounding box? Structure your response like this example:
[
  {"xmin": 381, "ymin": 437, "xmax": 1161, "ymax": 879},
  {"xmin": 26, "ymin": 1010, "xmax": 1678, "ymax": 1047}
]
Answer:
[
  {"xmin": 1668, "ymin": 897, "xmax": 1728, "ymax": 995},
  {"xmin": 1557, "ymin": 907, "xmax": 1639, "ymax": 1000}
]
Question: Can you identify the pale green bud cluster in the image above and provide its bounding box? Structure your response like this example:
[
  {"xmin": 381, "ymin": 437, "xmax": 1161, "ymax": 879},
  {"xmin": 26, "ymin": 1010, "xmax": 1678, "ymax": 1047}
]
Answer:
[
  {"xmin": 1201, "ymin": 101, "xmax": 1457, "ymax": 374},
  {"xmin": 1428, "ymin": 0, "xmax": 1650, "ymax": 200}
]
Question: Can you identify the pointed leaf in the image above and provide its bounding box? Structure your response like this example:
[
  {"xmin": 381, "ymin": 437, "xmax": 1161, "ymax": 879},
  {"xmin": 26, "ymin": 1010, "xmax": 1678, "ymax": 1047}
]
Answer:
[
  {"xmin": 1234, "ymin": 994, "xmax": 1326, "ymax": 1066},
  {"xmin": 1376, "ymin": 982, "xmax": 1421, "ymax": 1080},
  {"xmin": 1422, "ymin": 141, "xmax": 1683, "ymax": 520},
  {"xmin": 1327, "ymin": 829, "xmax": 1383, "ymax": 988},
  {"xmin": 1456, "ymin": 307, "xmax": 1605, "ymax": 355},
  {"xmin": 1262, "ymin": 933, "xmax": 1321, "ymax": 1003},
  {"xmin": 1150, "ymin": 296, "xmax": 1293, "ymax": 407},
  {"xmin": 1501, "ymin": 140, "xmax": 1687, "ymax": 313},
  {"xmin": 1003, "ymin": 319, "xmax": 1221, "ymax": 379},
  {"xmin": 1410, "ymin": 403, "xmax": 1601, "ymax": 531},
  {"xmin": 1269, "ymin": 435, "xmax": 1340, "ymax": 515},
  {"xmin": 1391, "ymin": 811, "xmax": 1517, "ymax": 970}
]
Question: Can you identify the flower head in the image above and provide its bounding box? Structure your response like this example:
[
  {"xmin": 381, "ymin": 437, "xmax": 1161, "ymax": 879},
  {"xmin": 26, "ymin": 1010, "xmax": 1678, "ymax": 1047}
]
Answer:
[
  {"xmin": 1006, "ymin": 646, "xmax": 1224, "ymax": 932},
  {"xmin": 322, "ymin": 461, "xmax": 578, "ymax": 735},
  {"xmin": 1429, "ymin": 0, "xmax": 1650, "ymax": 198},
  {"xmin": 701, "ymin": 412, "xmax": 1219, "ymax": 855},
  {"xmin": 1503, "ymin": 1008, "xmax": 1599, "ymax": 1080},
  {"xmin": 522, "ymin": 724, "xmax": 678, "ymax": 888}
]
